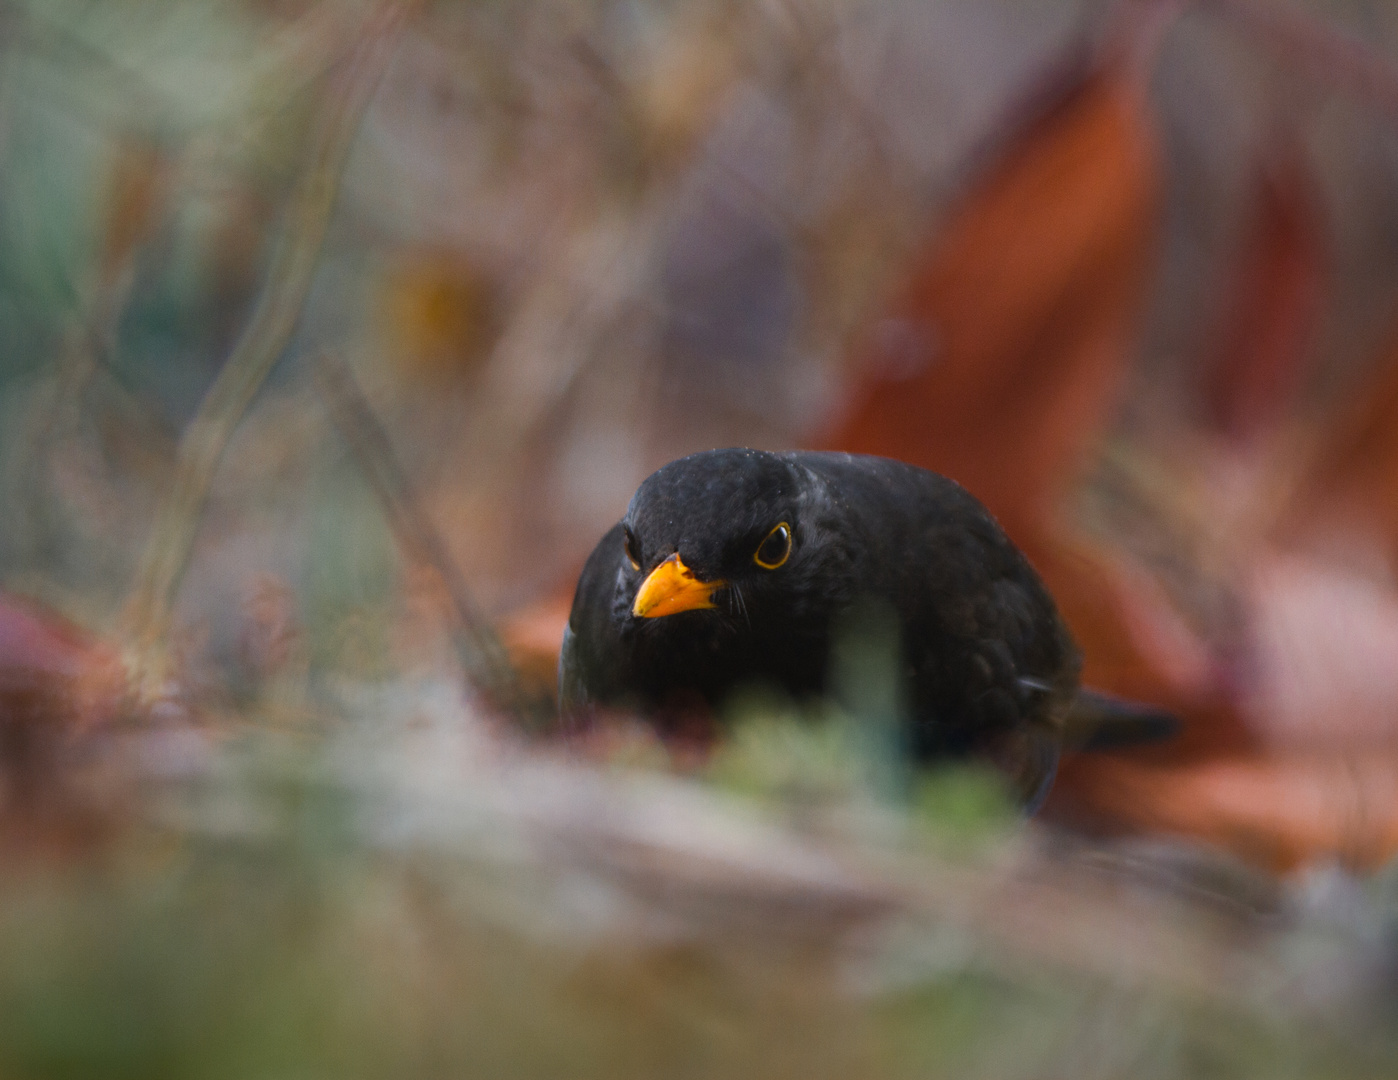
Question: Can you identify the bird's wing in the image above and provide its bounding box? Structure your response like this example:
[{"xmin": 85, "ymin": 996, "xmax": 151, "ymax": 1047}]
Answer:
[{"xmin": 558, "ymin": 522, "xmax": 629, "ymax": 718}]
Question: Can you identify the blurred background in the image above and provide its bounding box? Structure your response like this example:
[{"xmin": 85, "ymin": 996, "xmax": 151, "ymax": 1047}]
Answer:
[{"xmin": 2, "ymin": 0, "xmax": 1398, "ymax": 1075}]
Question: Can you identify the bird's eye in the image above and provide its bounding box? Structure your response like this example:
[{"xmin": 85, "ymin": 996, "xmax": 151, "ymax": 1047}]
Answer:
[
  {"xmin": 753, "ymin": 522, "xmax": 792, "ymax": 570},
  {"xmin": 623, "ymin": 526, "xmax": 641, "ymax": 571}
]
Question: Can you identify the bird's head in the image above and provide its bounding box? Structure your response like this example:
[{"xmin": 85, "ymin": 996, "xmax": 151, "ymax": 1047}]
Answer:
[{"xmin": 617, "ymin": 448, "xmax": 824, "ymax": 625}]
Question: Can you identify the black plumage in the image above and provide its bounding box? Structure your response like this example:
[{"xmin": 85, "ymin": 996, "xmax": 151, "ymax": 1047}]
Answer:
[{"xmin": 560, "ymin": 448, "xmax": 1169, "ymax": 807}]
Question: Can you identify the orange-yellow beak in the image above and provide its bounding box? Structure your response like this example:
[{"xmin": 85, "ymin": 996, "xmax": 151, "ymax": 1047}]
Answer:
[{"xmin": 632, "ymin": 554, "xmax": 726, "ymax": 618}]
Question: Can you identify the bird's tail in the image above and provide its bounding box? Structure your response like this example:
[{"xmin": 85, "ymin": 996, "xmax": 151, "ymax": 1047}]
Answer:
[{"xmin": 1061, "ymin": 688, "xmax": 1180, "ymax": 751}]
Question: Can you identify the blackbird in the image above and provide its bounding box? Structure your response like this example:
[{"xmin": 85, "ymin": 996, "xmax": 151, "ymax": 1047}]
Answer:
[{"xmin": 560, "ymin": 448, "xmax": 1173, "ymax": 807}]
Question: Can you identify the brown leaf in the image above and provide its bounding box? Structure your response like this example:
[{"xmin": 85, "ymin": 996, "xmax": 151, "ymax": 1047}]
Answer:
[
  {"xmin": 1282, "ymin": 323, "xmax": 1398, "ymax": 562},
  {"xmin": 822, "ymin": 51, "xmax": 1161, "ymax": 536},
  {"xmin": 0, "ymin": 593, "xmax": 126, "ymax": 854},
  {"xmin": 819, "ymin": 47, "xmax": 1240, "ymax": 744},
  {"xmin": 1204, "ymin": 143, "xmax": 1328, "ymax": 442},
  {"xmin": 498, "ymin": 591, "xmax": 572, "ymax": 706},
  {"xmin": 0, "ymin": 594, "xmax": 124, "ymax": 730},
  {"xmin": 1029, "ymin": 537, "xmax": 1254, "ymax": 761},
  {"xmin": 98, "ymin": 137, "xmax": 170, "ymax": 289},
  {"xmin": 380, "ymin": 249, "xmax": 502, "ymax": 384},
  {"xmin": 1051, "ymin": 752, "xmax": 1398, "ymax": 873},
  {"xmin": 0, "ymin": 594, "xmax": 120, "ymax": 701},
  {"xmin": 815, "ymin": 42, "xmax": 1297, "ymax": 847}
]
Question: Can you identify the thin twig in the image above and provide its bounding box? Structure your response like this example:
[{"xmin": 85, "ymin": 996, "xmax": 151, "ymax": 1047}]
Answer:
[
  {"xmin": 121, "ymin": 3, "xmax": 412, "ymax": 697},
  {"xmin": 315, "ymin": 351, "xmax": 549, "ymax": 726}
]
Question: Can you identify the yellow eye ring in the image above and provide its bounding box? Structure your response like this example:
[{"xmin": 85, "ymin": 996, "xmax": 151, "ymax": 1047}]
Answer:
[
  {"xmin": 623, "ymin": 527, "xmax": 641, "ymax": 570},
  {"xmin": 753, "ymin": 522, "xmax": 792, "ymax": 569}
]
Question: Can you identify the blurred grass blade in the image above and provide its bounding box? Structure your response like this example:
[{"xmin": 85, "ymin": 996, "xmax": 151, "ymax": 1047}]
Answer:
[
  {"xmin": 316, "ymin": 351, "xmax": 549, "ymax": 726},
  {"xmin": 120, "ymin": 4, "xmax": 412, "ymax": 698}
]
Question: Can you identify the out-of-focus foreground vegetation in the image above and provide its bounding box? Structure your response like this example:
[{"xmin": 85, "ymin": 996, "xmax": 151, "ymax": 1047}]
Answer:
[{"xmin": 2, "ymin": 0, "xmax": 1398, "ymax": 1076}]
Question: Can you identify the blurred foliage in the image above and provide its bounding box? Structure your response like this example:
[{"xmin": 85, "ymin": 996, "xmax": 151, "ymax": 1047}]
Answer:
[
  {"xmin": 711, "ymin": 694, "xmax": 879, "ymax": 804},
  {"xmin": 0, "ymin": 713, "xmax": 1389, "ymax": 1079}
]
